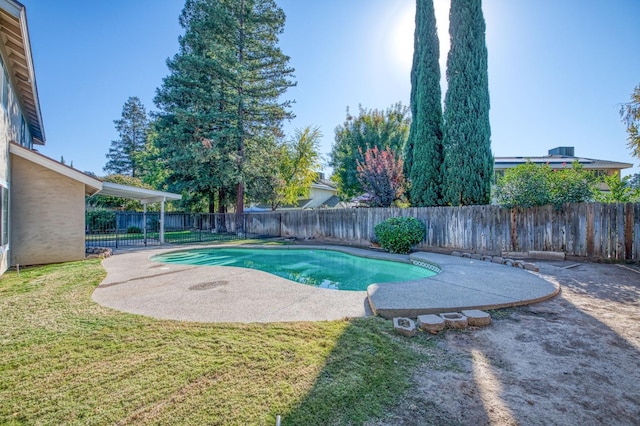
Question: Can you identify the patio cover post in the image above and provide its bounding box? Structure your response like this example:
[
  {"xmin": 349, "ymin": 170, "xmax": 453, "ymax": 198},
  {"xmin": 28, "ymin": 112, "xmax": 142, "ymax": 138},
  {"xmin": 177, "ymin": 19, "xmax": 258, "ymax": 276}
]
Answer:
[
  {"xmin": 143, "ymin": 203, "xmax": 147, "ymax": 246},
  {"xmin": 160, "ymin": 197, "xmax": 165, "ymax": 244}
]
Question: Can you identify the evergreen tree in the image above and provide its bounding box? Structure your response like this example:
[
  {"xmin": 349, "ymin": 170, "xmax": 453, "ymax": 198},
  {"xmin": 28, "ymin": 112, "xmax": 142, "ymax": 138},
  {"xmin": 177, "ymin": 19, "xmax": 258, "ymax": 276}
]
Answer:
[
  {"xmin": 442, "ymin": 0, "xmax": 493, "ymax": 206},
  {"xmin": 330, "ymin": 103, "xmax": 410, "ymax": 199},
  {"xmin": 154, "ymin": 0, "xmax": 295, "ymax": 222},
  {"xmin": 406, "ymin": 0, "xmax": 444, "ymax": 206},
  {"xmin": 104, "ymin": 96, "xmax": 149, "ymax": 177}
]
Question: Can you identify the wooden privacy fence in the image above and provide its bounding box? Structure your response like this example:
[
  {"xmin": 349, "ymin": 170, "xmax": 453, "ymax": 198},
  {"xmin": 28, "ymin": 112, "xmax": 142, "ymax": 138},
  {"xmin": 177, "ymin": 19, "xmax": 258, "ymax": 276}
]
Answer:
[{"xmin": 246, "ymin": 203, "xmax": 640, "ymax": 261}]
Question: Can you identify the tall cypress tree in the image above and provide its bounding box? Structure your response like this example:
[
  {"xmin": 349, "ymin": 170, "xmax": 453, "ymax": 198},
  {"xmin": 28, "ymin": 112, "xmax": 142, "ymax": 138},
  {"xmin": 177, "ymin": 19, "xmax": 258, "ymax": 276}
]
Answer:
[
  {"xmin": 406, "ymin": 0, "xmax": 444, "ymax": 206},
  {"xmin": 154, "ymin": 0, "xmax": 295, "ymax": 221},
  {"xmin": 442, "ymin": 0, "xmax": 493, "ymax": 206}
]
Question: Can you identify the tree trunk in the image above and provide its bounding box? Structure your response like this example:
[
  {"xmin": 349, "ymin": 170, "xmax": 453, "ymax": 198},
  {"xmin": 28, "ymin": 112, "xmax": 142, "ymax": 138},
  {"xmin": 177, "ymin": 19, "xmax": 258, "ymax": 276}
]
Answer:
[
  {"xmin": 234, "ymin": 0, "xmax": 246, "ymax": 232},
  {"xmin": 217, "ymin": 188, "xmax": 227, "ymax": 233}
]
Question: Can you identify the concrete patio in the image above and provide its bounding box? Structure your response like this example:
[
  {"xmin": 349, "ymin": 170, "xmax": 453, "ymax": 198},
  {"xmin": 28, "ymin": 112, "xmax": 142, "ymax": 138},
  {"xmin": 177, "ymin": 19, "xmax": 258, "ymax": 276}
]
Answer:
[{"xmin": 92, "ymin": 244, "xmax": 560, "ymax": 323}]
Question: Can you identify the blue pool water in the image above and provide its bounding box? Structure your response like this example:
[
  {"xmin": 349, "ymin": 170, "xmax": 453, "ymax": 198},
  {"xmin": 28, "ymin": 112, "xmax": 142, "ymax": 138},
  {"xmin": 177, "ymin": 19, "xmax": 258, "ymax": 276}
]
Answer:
[{"xmin": 151, "ymin": 247, "xmax": 437, "ymax": 291}]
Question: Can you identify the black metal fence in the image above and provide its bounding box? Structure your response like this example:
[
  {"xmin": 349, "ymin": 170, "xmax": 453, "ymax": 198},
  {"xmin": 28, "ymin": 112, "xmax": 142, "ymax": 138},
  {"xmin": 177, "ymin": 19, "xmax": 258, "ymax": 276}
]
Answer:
[{"xmin": 86, "ymin": 211, "xmax": 258, "ymax": 248}]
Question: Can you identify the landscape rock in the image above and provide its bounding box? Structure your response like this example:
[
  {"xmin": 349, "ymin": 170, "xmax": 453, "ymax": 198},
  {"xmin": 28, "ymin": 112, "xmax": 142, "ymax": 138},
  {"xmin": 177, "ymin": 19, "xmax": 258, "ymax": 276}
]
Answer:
[
  {"xmin": 461, "ymin": 309, "xmax": 492, "ymax": 326},
  {"xmin": 85, "ymin": 247, "xmax": 112, "ymax": 259},
  {"xmin": 417, "ymin": 314, "xmax": 445, "ymax": 334},
  {"xmin": 439, "ymin": 312, "xmax": 468, "ymax": 330},
  {"xmin": 393, "ymin": 317, "xmax": 418, "ymax": 337}
]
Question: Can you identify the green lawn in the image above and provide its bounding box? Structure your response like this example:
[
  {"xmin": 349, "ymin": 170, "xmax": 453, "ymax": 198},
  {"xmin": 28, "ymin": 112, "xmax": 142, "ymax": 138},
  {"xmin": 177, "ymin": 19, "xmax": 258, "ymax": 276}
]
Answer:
[{"xmin": 0, "ymin": 260, "xmax": 427, "ymax": 425}]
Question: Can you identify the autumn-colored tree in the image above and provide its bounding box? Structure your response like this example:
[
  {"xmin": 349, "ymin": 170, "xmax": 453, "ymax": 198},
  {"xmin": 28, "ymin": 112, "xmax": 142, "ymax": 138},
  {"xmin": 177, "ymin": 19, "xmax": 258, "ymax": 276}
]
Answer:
[{"xmin": 356, "ymin": 146, "xmax": 405, "ymax": 207}]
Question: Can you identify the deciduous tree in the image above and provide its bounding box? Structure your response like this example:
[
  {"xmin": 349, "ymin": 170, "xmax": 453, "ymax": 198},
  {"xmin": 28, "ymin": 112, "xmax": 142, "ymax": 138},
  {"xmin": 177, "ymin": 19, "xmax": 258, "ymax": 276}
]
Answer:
[
  {"xmin": 249, "ymin": 126, "xmax": 322, "ymax": 210},
  {"xmin": 330, "ymin": 103, "xmax": 410, "ymax": 199},
  {"xmin": 356, "ymin": 146, "xmax": 405, "ymax": 207},
  {"xmin": 495, "ymin": 162, "xmax": 596, "ymax": 208},
  {"xmin": 594, "ymin": 172, "xmax": 639, "ymax": 203},
  {"xmin": 620, "ymin": 84, "xmax": 640, "ymax": 161}
]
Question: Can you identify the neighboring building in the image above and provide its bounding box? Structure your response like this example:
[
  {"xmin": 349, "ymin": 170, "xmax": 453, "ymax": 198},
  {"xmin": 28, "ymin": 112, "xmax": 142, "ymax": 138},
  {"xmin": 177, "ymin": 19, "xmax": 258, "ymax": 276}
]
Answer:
[
  {"xmin": 494, "ymin": 147, "xmax": 633, "ymax": 190},
  {"xmin": 304, "ymin": 177, "xmax": 339, "ymax": 208}
]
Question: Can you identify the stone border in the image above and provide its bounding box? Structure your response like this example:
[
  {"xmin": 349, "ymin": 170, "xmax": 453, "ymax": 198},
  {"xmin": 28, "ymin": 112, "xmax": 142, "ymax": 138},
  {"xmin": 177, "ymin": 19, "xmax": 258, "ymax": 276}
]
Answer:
[
  {"xmin": 395, "ymin": 309, "xmax": 492, "ymax": 336},
  {"xmin": 86, "ymin": 247, "xmax": 113, "ymax": 259},
  {"xmin": 452, "ymin": 251, "xmax": 540, "ymax": 272}
]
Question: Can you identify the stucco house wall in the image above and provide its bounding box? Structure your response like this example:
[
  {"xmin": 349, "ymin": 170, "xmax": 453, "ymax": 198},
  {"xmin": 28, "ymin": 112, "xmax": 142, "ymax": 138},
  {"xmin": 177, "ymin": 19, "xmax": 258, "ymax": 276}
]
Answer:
[
  {"xmin": 10, "ymin": 155, "xmax": 87, "ymax": 266},
  {"xmin": 0, "ymin": 54, "xmax": 32, "ymax": 273}
]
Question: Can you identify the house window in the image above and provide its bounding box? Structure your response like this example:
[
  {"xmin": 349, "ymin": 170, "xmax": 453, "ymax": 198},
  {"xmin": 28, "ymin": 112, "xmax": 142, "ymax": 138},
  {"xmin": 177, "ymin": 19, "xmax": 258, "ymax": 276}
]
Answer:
[
  {"xmin": 0, "ymin": 185, "xmax": 8, "ymax": 246},
  {"xmin": 20, "ymin": 115, "xmax": 28, "ymax": 148},
  {"xmin": 592, "ymin": 170, "xmax": 609, "ymax": 179},
  {"xmin": 1, "ymin": 68, "xmax": 7, "ymax": 111}
]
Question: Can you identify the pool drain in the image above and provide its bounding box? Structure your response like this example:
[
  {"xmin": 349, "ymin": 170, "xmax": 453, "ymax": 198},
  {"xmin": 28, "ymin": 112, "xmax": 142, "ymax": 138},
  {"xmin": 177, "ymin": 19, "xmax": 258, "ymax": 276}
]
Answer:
[{"xmin": 189, "ymin": 281, "xmax": 228, "ymax": 290}]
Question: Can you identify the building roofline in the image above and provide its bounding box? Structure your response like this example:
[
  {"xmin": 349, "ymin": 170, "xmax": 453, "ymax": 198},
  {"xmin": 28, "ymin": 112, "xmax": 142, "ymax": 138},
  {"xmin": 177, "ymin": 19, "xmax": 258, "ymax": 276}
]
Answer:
[
  {"xmin": 10, "ymin": 143, "xmax": 183, "ymax": 203},
  {"xmin": 0, "ymin": 0, "xmax": 45, "ymax": 145},
  {"xmin": 494, "ymin": 156, "xmax": 633, "ymax": 170},
  {"xmin": 9, "ymin": 143, "xmax": 101, "ymax": 193}
]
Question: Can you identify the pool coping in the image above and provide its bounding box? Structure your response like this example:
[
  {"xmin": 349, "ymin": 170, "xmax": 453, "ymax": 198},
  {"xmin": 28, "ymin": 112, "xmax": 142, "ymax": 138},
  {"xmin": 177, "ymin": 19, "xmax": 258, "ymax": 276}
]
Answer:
[{"xmin": 93, "ymin": 244, "xmax": 560, "ymax": 323}]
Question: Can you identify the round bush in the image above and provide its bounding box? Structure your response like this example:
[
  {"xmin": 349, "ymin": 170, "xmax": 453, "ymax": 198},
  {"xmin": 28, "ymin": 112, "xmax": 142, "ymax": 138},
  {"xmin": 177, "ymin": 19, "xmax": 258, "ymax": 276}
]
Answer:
[
  {"xmin": 127, "ymin": 226, "xmax": 142, "ymax": 234},
  {"xmin": 374, "ymin": 217, "xmax": 425, "ymax": 254}
]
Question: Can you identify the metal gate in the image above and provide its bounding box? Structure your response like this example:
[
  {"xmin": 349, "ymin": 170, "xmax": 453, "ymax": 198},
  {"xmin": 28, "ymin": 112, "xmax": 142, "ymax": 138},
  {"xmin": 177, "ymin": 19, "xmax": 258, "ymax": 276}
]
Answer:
[{"xmin": 85, "ymin": 211, "xmax": 249, "ymax": 248}]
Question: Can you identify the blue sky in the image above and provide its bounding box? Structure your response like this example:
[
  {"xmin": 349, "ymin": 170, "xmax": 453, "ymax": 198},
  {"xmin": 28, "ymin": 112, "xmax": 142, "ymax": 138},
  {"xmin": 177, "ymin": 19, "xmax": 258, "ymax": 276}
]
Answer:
[{"xmin": 24, "ymin": 0, "xmax": 640, "ymax": 177}]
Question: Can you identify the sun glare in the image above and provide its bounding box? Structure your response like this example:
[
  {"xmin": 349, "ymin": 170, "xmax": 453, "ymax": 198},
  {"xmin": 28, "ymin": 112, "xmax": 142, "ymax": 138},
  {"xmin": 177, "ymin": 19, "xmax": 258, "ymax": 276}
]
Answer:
[
  {"xmin": 388, "ymin": 0, "xmax": 450, "ymax": 74},
  {"xmin": 389, "ymin": 2, "xmax": 416, "ymax": 72}
]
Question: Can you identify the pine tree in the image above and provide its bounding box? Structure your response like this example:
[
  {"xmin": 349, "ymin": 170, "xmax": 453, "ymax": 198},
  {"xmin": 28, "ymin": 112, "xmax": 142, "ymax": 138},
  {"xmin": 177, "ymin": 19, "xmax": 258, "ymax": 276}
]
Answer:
[
  {"xmin": 442, "ymin": 0, "xmax": 493, "ymax": 206},
  {"xmin": 154, "ymin": 0, "xmax": 295, "ymax": 222},
  {"xmin": 406, "ymin": 0, "xmax": 444, "ymax": 206},
  {"xmin": 104, "ymin": 96, "xmax": 149, "ymax": 177}
]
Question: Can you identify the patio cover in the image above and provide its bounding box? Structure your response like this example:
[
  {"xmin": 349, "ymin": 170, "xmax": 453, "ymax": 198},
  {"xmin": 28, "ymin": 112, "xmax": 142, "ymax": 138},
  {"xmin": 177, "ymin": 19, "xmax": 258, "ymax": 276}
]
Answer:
[{"xmin": 96, "ymin": 182, "xmax": 182, "ymax": 244}]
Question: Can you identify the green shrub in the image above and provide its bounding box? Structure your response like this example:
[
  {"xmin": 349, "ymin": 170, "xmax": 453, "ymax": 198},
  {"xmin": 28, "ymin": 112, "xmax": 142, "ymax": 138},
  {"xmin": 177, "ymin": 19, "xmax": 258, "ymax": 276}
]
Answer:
[
  {"xmin": 495, "ymin": 161, "xmax": 596, "ymax": 208},
  {"xmin": 374, "ymin": 217, "xmax": 425, "ymax": 254},
  {"xmin": 127, "ymin": 226, "xmax": 142, "ymax": 234},
  {"xmin": 86, "ymin": 209, "xmax": 116, "ymax": 232}
]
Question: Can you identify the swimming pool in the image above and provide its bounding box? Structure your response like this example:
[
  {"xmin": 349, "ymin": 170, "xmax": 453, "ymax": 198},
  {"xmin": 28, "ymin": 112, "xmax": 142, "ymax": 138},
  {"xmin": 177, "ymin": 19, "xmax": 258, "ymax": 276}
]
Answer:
[{"xmin": 150, "ymin": 247, "xmax": 438, "ymax": 291}]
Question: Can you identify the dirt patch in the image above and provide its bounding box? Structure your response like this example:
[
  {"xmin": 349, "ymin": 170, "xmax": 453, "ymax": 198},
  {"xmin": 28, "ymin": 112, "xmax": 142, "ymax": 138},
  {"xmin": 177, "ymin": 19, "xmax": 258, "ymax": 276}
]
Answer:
[{"xmin": 369, "ymin": 261, "xmax": 640, "ymax": 425}]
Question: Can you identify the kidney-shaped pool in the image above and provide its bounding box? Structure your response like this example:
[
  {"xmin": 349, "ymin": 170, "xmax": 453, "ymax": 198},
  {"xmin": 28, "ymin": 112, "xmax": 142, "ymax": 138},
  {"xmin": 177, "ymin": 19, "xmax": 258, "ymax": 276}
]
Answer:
[{"xmin": 151, "ymin": 247, "xmax": 438, "ymax": 291}]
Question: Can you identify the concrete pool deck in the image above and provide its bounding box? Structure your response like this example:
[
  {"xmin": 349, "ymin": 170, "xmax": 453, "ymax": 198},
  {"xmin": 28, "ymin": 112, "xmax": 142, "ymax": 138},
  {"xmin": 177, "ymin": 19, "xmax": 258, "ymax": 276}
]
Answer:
[{"xmin": 92, "ymin": 244, "xmax": 560, "ymax": 323}]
